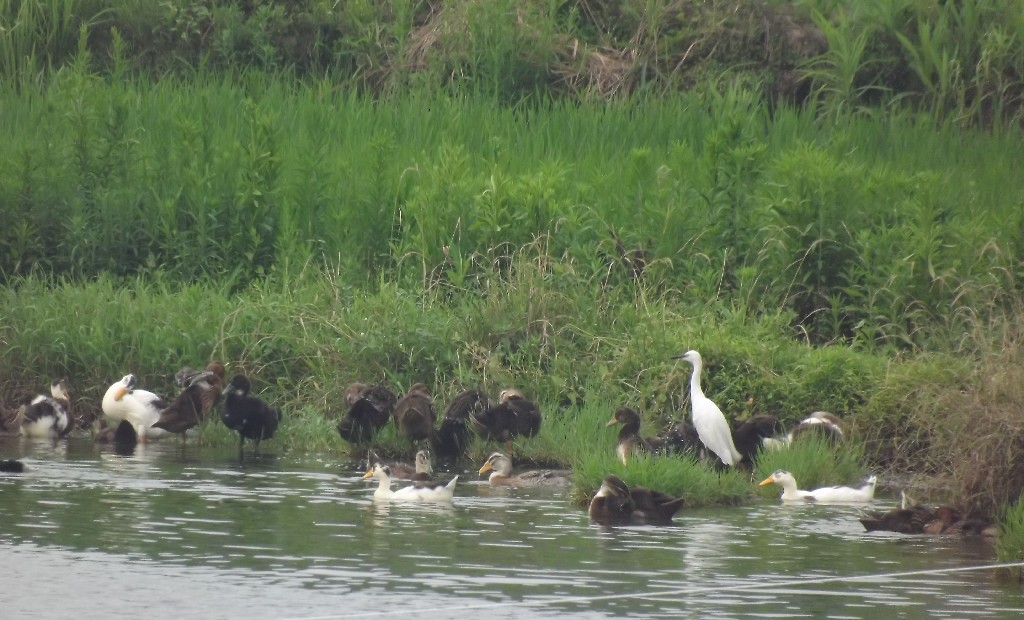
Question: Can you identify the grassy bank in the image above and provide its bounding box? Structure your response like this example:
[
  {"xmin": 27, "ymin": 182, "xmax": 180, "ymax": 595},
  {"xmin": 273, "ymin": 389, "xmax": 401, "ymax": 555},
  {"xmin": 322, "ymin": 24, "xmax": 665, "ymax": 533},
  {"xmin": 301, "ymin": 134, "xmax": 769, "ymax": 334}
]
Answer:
[
  {"xmin": 2, "ymin": 264, "xmax": 1021, "ymax": 516},
  {"xmin": 3, "ymin": 1, "xmax": 1023, "ymax": 125}
]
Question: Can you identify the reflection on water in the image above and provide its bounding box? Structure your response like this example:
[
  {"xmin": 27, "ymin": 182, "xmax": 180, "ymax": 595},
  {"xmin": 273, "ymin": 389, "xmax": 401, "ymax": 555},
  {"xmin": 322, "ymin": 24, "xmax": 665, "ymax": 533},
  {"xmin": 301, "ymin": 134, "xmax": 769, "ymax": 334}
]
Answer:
[{"xmin": 0, "ymin": 437, "xmax": 1021, "ymax": 619}]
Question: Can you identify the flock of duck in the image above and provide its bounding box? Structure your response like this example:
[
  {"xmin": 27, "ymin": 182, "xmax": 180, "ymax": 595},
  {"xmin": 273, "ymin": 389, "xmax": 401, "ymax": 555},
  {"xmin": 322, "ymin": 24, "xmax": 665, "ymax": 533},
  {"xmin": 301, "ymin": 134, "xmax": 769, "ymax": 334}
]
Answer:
[{"xmin": 0, "ymin": 350, "xmax": 997, "ymax": 537}]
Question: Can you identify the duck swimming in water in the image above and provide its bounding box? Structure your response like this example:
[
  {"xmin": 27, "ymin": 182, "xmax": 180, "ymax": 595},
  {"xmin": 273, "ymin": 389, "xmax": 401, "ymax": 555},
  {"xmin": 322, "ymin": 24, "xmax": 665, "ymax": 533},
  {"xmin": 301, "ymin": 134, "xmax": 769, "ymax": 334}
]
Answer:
[
  {"xmin": 588, "ymin": 474, "xmax": 685, "ymax": 526},
  {"xmin": 759, "ymin": 469, "xmax": 877, "ymax": 503},
  {"xmin": 477, "ymin": 452, "xmax": 570, "ymax": 487},
  {"xmin": 362, "ymin": 462, "xmax": 457, "ymax": 502}
]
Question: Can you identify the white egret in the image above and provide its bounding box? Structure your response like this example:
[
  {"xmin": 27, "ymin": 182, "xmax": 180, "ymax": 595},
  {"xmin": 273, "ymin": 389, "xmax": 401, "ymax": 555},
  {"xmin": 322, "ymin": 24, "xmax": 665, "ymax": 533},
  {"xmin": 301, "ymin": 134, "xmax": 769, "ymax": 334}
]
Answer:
[{"xmin": 676, "ymin": 350, "xmax": 742, "ymax": 466}]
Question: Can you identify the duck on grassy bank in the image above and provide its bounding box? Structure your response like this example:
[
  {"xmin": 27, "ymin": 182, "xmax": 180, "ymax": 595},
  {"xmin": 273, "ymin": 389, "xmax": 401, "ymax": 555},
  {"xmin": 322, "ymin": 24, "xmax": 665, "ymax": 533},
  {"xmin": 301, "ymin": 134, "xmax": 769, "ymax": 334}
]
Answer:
[
  {"xmin": 102, "ymin": 374, "xmax": 169, "ymax": 443},
  {"xmin": 762, "ymin": 411, "xmax": 846, "ymax": 450},
  {"xmin": 606, "ymin": 406, "xmax": 665, "ymax": 465},
  {"xmin": 392, "ymin": 383, "xmax": 436, "ymax": 449},
  {"xmin": 468, "ymin": 388, "xmax": 541, "ymax": 453},
  {"xmin": 221, "ymin": 374, "xmax": 282, "ymax": 455},
  {"xmin": 337, "ymin": 383, "xmax": 396, "ymax": 445},
  {"xmin": 434, "ymin": 388, "xmax": 489, "ymax": 461},
  {"xmin": 20, "ymin": 379, "xmax": 74, "ymax": 439},
  {"xmin": 759, "ymin": 469, "xmax": 876, "ymax": 503}
]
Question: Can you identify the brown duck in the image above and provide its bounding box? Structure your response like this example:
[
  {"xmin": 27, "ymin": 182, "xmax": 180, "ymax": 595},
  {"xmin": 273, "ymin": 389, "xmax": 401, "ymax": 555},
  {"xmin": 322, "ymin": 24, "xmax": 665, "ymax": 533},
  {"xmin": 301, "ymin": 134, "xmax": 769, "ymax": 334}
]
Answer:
[
  {"xmin": 392, "ymin": 383, "xmax": 437, "ymax": 447},
  {"xmin": 588, "ymin": 474, "xmax": 685, "ymax": 526}
]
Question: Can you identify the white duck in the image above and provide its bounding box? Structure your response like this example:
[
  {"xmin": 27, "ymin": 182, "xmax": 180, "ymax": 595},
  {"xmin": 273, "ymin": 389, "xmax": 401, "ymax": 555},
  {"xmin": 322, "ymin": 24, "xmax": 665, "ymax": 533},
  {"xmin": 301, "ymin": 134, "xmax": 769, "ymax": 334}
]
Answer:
[
  {"xmin": 101, "ymin": 374, "xmax": 170, "ymax": 442},
  {"xmin": 759, "ymin": 469, "xmax": 877, "ymax": 503},
  {"xmin": 675, "ymin": 350, "xmax": 742, "ymax": 466},
  {"xmin": 362, "ymin": 463, "xmax": 457, "ymax": 502}
]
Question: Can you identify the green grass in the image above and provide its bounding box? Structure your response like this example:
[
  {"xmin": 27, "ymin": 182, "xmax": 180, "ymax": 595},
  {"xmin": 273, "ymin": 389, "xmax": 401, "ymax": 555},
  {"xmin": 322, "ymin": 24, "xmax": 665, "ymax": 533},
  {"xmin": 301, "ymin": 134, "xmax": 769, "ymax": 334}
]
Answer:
[{"xmin": 997, "ymin": 498, "xmax": 1024, "ymax": 568}]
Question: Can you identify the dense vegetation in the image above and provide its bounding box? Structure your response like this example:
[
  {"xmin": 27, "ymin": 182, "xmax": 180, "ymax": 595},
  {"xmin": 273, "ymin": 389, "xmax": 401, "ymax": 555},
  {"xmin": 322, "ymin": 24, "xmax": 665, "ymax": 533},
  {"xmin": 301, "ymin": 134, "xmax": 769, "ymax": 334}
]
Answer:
[{"xmin": 2, "ymin": 0, "xmax": 1024, "ymax": 558}]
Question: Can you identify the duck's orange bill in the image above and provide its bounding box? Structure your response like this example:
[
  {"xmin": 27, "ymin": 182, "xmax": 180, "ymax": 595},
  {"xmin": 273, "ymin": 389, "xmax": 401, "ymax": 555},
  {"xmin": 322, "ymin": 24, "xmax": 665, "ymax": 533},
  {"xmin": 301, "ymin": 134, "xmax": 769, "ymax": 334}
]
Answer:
[
  {"xmin": 605, "ymin": 418, "xmax": 618, "ymax": 427},
  {"xmin": 478, "ymin": 462, "xmax": 493, "ymax": 475},
  {"xmin": 758, "ymin": 477, "xmax": 774, "ymax": 486},
  {"xmin": 361, "ymin": 469, "xmax": 374, "ymax": 479}
]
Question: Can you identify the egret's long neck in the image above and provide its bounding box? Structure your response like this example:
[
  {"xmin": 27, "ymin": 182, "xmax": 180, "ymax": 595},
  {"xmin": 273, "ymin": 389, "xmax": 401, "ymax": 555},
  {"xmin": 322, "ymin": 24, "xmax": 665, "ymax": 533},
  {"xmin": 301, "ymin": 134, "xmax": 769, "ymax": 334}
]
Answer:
[{"xmin": 689, "ymin": 361, "xmax": 706, "ymax": 400}]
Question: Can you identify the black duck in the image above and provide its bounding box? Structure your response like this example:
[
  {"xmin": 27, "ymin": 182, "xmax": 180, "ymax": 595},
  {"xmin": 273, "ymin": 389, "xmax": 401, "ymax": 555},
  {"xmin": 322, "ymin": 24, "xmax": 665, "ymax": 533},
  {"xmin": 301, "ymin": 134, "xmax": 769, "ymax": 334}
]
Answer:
[
  {"xmin": 434, "ymin": 388, "xmax": 488, "ymax": 460},
  {"xmin": 221, "ymin": 374, "xmax": 282, "ymax": 454},
  {"xmin": 337, "ymin": 383, "xmax": 396, "ymax": 444}
]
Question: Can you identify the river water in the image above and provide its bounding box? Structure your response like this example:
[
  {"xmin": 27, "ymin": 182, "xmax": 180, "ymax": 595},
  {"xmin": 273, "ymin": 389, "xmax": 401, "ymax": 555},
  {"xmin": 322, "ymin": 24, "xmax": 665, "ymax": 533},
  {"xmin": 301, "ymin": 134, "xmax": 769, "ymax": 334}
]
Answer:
[{"xmin": 0, "ymin": 437, "xmax": 1020, "ymax": 619}]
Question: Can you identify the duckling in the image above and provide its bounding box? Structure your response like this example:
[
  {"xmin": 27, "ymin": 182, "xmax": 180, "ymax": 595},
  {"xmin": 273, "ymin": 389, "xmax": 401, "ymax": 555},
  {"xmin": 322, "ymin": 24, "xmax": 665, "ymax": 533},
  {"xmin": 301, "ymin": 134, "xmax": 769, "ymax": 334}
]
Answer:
[
  {"xmin": 477, "ymin": 452, "xmax": 571, "ymax": 487},
  {"xmin": 174, "ymin": 362, "xmax": 226, "ymax": 420},
  {"xmin": 101, "ymin": 374, "xmax": 170, "ymax": 442},
  {"xmin": 337, "ymin": 383, "xmax": 396, "ymax": 445},
  {"xmin": 606, "ymin": 406, "xmax": 665, "ymax": 465},
  {"xmin": 362, "ymin": 462, "xmax": 458, "ymax": 502},
  {"xmin": 392, "ymin": 383, "xmax": 436, "ymax": 447},
  {"xmin": 469, "ymin": 388, "xmax": 541, "ymax": 452},
  {"xmin": 759, "ymin": 469, "xmax": 876, "ymax": 503},
  {"xmin": 588, "ymin": 475, "xmax": 685, "ymax": 526},
  {"xmin": 434, "ymin": 389, "xmax": 489, "ymax": 461},
  {"xmin": 20, "ymin": 379, "xmax": 74, "ymax": 439},
  {"xmin": 0, "ymin": 459, "xmax": 25, "ymax": 473},
  {"xmin": 220, "ymin": 374, "xmax": 282, "ymax": 455}
]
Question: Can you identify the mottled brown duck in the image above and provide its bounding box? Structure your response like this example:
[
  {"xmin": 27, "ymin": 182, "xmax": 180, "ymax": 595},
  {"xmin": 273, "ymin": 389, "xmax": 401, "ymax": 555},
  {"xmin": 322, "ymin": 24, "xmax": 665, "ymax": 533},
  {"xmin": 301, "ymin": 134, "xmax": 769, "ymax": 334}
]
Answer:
[{"xmin": 392, "ymin": 383, "xmax": 436, "ymax": 448}]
